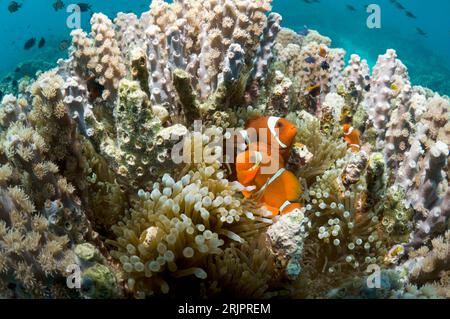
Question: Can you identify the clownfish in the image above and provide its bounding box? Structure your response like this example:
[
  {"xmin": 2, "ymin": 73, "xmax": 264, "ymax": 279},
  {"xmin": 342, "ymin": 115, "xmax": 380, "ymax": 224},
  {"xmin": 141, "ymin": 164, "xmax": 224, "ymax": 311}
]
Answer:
[
  {"xmin": 238, "ymin": 116, "xmax": 298, "ymax": 160},
  {"xmin": 343, "ymin": 124, "xmax": 361, "ymax": 152},
  {"xmin": 236, "ymin": 143, "xmax": 302, "ymax": 217}
]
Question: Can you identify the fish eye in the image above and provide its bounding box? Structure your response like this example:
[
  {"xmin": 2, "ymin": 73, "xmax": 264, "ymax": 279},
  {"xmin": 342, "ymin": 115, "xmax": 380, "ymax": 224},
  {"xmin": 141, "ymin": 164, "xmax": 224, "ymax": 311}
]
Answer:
[{"xmin": 276, "ymin": 122, "xmax": 283, "ymax": 128}]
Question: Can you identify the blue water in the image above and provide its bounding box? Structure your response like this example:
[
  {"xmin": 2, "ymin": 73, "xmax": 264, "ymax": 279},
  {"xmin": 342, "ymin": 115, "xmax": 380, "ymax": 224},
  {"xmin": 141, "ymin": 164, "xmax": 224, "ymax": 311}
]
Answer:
[
  {"xmin": 273, "ymin": 0, "xmax": 450, "ymax": 95},
  {"xmin": 0, "ymin": 0, "xmax": 449, "ymax": 95}
]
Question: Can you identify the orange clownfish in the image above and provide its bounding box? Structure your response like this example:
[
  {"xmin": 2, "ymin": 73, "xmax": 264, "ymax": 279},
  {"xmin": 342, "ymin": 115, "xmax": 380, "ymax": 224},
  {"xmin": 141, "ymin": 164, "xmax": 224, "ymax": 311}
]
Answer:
[
  {"xmin": 236, "ymin": 143, "xmax": 302, "ymax": 217},
  {"xmin": 343, "ymin": 124, "xmax": 361, "ymax": 152},
  {"xmin": 239, "ymin": 116, "xmax": 298, "ymax": 160}
]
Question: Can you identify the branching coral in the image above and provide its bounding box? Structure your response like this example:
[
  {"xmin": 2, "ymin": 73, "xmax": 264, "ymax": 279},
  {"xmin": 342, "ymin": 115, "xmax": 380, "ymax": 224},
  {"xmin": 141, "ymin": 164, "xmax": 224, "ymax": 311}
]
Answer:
[
  {"xmin": 0, "ymin": 146, "xmax": 78, "ymax": 298},
  {"xmin": 28, "ymin": 70, "xmax": 76, "ymax": 162}
]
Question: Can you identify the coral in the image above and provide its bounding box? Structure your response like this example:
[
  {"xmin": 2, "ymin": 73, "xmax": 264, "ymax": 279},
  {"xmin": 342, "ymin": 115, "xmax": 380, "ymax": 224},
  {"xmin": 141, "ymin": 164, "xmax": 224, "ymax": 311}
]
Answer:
[
  {"xmin": 364, "ymin": 49, "xmax": 410, "ymax": 147},
  {"xmin": 113, "ymin": 79, "xmax": 165, "ymax": 187},
  {"xmin": 251, "ymin": 12, "xmax": 282, "ymax": 82},
  {"xmin": 88, "ymin": 14, "xmax": 127, "ymax": 102},
  {"xmin": 344, "ymin": 54, "xmax": 370, "ymax": 102},
  {"xmin": 274, "ymin": 28, "xmax": 303, "ymax": 49},
  {"xmin": 419, "ymin": 94, "xmax": 450, "ymax": 148},
  {"xmin": 324, "ymin": 48, "xmax": 346, "ymax": 95},
  {"xmin": 0, "ymin": 174, "xmax": 78, "ymax": 298},
  {"xmin": 265, "ymin": 70, "xmax": 293, "ymax": 116},
  {"xmin": 397, "ymin": 230, "xmax": 450, "ymax": 297},
  {"xmin": 73, "ymin": 243, "xmax": 121, "ymax": 299},
  {"xmin": 384, "ymin": 84, "xmax": 415, "ymax": 172},
  {"xmin": 0, "ymin": 85, "xmax": 101, "ymax": 299},
  {"xmin": 266, "ymin": 209, "xmax": 309, "ymax": 280},
  {"xmin": 28, "ymin": 70, "xmax": 76, "ymax": 162}
]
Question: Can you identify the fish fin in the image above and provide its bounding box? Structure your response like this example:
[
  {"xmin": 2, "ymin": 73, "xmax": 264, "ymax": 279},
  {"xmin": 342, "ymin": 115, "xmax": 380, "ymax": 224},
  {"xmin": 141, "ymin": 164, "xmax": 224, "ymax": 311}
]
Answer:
[
  {"xmin": 280, "ymin": 203, "xmax": 302, "ymax": 215},
  {"xmin": 241, "ymin": 190, "xmax": 253, "ymax": 199},
  {"xmin": 237, "ymin": 172, "xmax": 255, "ymax": 185},
  {"xmin": 237, "ymin": 164, "xmax": 260, "ymax": 185},
  {"xmin": 263, "ymin": 205, "xmax": 280, "ymax": 218}
]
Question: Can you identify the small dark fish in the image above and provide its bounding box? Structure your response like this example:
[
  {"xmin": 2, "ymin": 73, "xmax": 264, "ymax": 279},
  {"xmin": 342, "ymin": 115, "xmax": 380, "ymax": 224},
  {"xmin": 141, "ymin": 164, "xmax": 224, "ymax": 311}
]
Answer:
[
  {"xmin": 305, "ymin": 56, "xmax": 316, "ymax": 64},
  {"xmin": 350, "ymin": 90, "xmax": 358, "ymax": 98},
  {"xmin": 12, "ymin": 80, "xmax": 18, "ymax": 87},
  {"xmin": 8, "ymin": 1, "xmax": 22, "ymax": 13},
  {"xmin": 77, "ymin": 3, "xmax": 92, "ymax": 12},
  {"xmin": 24, "ymin": 38, "xmax": 36, "ymax": 50},
  {"xmin": 364, "ymin": 84, "xmax": 371, "ymax": 92},
  {"xmin": 395, "ymin": 2, "xmax": 405, "ymax": 10},
  {"xmin": 59, "ymin": 40, "xmax": 69, "ymax": 51},
  {"xmin": 15, "ymin": 67, "xmax": 21, "ymax": 72},
  {"xmin": 0, "ymin": 90, "xmax": 3, "ymax": 101},
  {"xmin": 6, "ymin": 76, "xmax": 12, "ymax": 81},
  {"xmin": 38, "ymin": 38, "xmax": 46, "ymax": 48},
  {"xmin": 297, "ymin": 25, "xmax": 310, "ymax": 36},
  {"xmin": 405, "ymin": 11, "xmax": 416, "ymax": 19},
  {"xmin": 87, "ymin": 76, "xmax": 104, "ymax": 101},
  {"xmin": 346, "ymin": 4, "xmax": 356, "ymax": 11},
  {"xmin": 26, "ymin": 25, "xmax": 31, "ymax": 29},
  {"xmin": 416, "ymin": 27, "xmax": 427, "ymax": 37},
  {"xmin": 320, "ymin": 61, "xmax": 330, "ymax": 70},
  {"xmin": 52, "ymin": 0, "xmax": 65, "ymax": 11},
  {"xmin": 364, "ymin": 75, "xmax": 371, "ymax": 81}
]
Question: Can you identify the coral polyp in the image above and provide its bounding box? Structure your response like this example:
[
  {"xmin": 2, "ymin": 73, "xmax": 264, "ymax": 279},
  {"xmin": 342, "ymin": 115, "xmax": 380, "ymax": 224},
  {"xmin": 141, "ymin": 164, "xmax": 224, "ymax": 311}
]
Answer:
[{"xmin": 0, "ymin": 0, "xmax": 449, "ymax": 299}]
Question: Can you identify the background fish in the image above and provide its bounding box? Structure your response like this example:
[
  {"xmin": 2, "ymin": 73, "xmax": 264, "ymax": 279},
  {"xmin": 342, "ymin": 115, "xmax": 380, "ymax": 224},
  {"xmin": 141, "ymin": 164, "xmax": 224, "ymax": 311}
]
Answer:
[
  {"xmin": 23, "ymin": 38, "xmax": 36, "ymax": 50},
  {"xmin": 8, "ymin": 1, "xmax": 22, "ymax": 13},
  {"xmin": 52, "ymin": 0, "xmax": 65, "ymax": 12},
  {"xmin": 38, "ymin": 37, "xmax": 46, "ymax": 48}
]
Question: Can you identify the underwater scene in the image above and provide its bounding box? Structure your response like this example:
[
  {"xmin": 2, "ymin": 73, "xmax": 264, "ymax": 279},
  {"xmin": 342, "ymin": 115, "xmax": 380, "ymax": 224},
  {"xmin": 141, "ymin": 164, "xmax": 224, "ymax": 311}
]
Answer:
[{"xmin": 0, "ymin": 0, "xmax": 449, "ymax": 300}]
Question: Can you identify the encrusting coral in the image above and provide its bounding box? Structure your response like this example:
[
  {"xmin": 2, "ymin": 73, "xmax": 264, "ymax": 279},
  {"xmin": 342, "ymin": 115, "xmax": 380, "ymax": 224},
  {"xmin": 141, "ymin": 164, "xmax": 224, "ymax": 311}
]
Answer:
[{"xmin": 0, "ymin": 0, "xmax": 449, "ymax": 299}]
